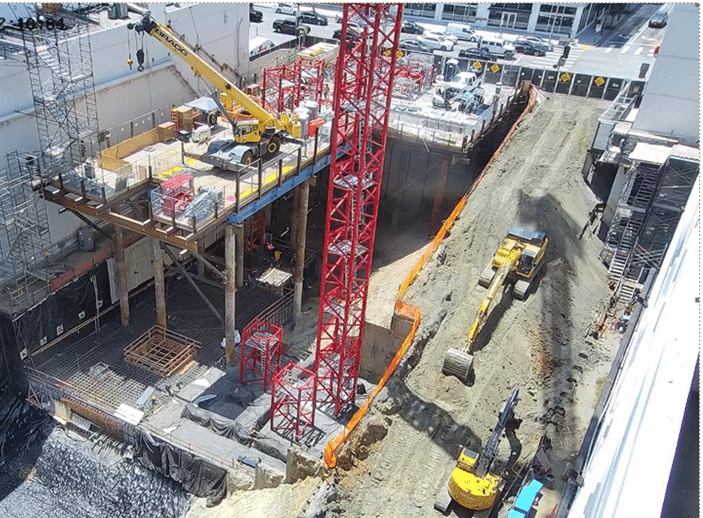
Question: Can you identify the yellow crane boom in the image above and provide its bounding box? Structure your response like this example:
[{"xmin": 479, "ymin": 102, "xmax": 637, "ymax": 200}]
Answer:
[{"xmin": 128, "ymin": 12, "xmax": 300, "ymax": 150}]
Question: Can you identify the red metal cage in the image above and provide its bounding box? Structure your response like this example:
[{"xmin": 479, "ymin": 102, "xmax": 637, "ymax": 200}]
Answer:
[
  {"xmin": 270, "ymin": 362, "xmax": 316, "ymax": 441},
  {"xmin": 239, "ymin": 319, "xmax": 283, "ymax": 391}
]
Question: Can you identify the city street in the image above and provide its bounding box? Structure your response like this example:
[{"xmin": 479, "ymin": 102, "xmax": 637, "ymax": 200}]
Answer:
[{"xmin": 251, "ymin": 3, "xmax": 670, "ymax": 80}]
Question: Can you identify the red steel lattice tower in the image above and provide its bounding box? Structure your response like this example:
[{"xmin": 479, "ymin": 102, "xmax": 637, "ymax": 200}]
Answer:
[{"xmin": 314, "ymin": 3, "xmax": 402, "ymax": 415}]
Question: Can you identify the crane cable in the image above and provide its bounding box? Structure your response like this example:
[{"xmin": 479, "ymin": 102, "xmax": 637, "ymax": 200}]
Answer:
[{"xmin": 126, "ymin": 27, "xmax": 133, "ymax": 69}]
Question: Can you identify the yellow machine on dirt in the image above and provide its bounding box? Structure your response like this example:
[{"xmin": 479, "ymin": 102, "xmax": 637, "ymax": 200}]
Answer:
[
  {"xmin": 128, "ymin": 12, "xmax": 300, "ymax": 164},
  {"xmin": 442, "ymin": 227, "xmax": 548, "ymax": 383},
  {"xmin": 435, "ymin": 387, "xmax": 521, "ymax": 516}
]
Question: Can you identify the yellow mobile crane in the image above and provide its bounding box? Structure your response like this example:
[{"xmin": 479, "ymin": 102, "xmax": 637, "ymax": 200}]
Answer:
[
  {"xmin": 128, "ymin": 12, "xmax": 301, "ymax": 165},
  {"xmin": 442, "ymin": 227, "xmax": 548, "ymax": 383}
]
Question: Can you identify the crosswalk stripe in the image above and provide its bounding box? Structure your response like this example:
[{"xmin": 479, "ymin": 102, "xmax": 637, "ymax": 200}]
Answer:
[
  {"xmin": 620, "ymin": 45, "xmax": 630, "ymax": 54},
  {"xmin": 634, "ymin": 46, "xmax": 643, "ymax": 55},
  {"xmin": 605, "ymin": 47, "xmax": 613, "ymax": 54}
]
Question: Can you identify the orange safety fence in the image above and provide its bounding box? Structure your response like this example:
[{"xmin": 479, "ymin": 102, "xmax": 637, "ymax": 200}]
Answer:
[{"xmin": 323, "ymin": 84, "xmax": 537, "ymax": 469}]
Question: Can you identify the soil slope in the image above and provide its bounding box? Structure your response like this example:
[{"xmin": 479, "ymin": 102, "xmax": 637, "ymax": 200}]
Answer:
[{"xmin": 330, "ymin": 93, "xmax": 621, "ymax": 517}]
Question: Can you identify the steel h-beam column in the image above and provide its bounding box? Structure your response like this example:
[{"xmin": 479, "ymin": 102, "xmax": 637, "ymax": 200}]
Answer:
[
  {"xmin": 225, "ymin": 224, "xmax": 237, "ymax": 366},
  {"xmin": 294, "ymin": 180, "xmax": 310, "ymax": 318},
  {"xmin": 152, "ymin": 237, "xmax": 167, "ymax": 328},
  {"xmin": 236, "ymin": 224, "xmax": 245, "ymax": 288},
  {"xmin": 115, "ymin": 227, "xmax": 130, "ymax": 326},
  {"xmin": 314, "ymin": 3, "xmax": 403, "ymax": 415}
]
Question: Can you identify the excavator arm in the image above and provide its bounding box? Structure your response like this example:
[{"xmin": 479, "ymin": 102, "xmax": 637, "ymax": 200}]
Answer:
[
  {"xmin": 466, "ymin": 249, "xmax": 520, "ymax": 350},
  {"xmin": 128, "ymin": 12, "xmax": 295, "ymax": 136}
]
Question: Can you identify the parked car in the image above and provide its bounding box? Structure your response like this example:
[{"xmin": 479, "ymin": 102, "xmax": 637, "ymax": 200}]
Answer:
[
  {"xmin": 515, "ymin": 35, "xmax": 554, "ymax": 52},
  {"xmin": 273, "ymin": 18, "xmax": 311, "ymax": 36},
  {"xmin": 398, "ymin": 39, "xmax": 431, "ymax": 53},
  {"xmin": 333, "ymin": 26, "xmax": 361, "ymax": 40},
  {"xmin": 249, "ymin": 4, "xmax": 263, "ymax": 23},
  {"xmin": 459, "ymin": 47, "xmax": 492, "ymax": 61},
  {"xmin": 299, "ymin": 10, "xmax": 328, "ymax": 26},
  {"xmin": 418, "ymin": 33, "xmax": 454, "ymax": 51},
  {"xmin": 275, "ymin": 3, "xmax": 296, "ymax": 16},
  {"xmin": 649, "ymin": 10, "xmax": 668, "ymax": 28},
  {"xmin": 401, "ymin": 20, "xmax": 424, "ymax": 34},
  {"xmin": 514, "ymin": 40, "xmax": 548, "ymax": 56},
  {"xmin": 446, "ymin": 22, "xmax": 478, "ymax": 42},
  {"xmin": 479, "ymin": 37, "xmax": 515, "ymax": 59},
  {"xmin": 427, "ymin": 30, "xmax": 458, "ymax": 44}
]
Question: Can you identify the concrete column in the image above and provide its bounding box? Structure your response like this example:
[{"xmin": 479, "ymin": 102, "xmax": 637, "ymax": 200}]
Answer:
[
  {"xmin": 475, "ymin": 4, "xmax": 491, "ymax": 29},
  {"xmin": 152, "ymin": 238, "xmax": 167, "ymax": 328},
  {"xmin": 294, "ymin": 180, "xmax": 310, "ymax": 318},
  {"xmin": 225, "ymin": 225, "xmax": 236, "ymax": 366},
  {"xmin": 527, "ymin": 4, "xmax": 541, "ymax": 34},
  {"xmin": 290, "ymin": 184, "xmax": 301, "ymax": 246},
  {"xmin": 429, "ymin": 158, "xmax": 450, "ymax": 237},
  {"xmin": 114, "ymin": 227, "xmax": 130, "ymax": 326},
  {"xmin": 236, "ymin": 224, "xmax": 245, "ymax": 288}
]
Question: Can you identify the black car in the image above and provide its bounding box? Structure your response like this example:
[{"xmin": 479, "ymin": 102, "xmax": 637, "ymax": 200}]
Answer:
[
  {"xmin": 332, "ymin": 27, "xmax": 361, "ymax": 40},
  {"xmin": 398, "ymin": 39, "xmax": 431, "ymax": 53},
  {"xmin": 401, "ymin": 20, "xmax": 424, "ymax": 34},
  {"xmin": 649, "ymin": 10, "xmax": 668, "ymax": 28},
  {"xmin": 249, "ymin": 4, "xmax": 263, "ymax": 23},
  {"xmin": 299, "ymin": 11, "xmax": 328, "ymax": 26},
  {"xmin": 458, "ymin": 47, "xmax": 492, "ymax": 60},
  {"xmin": 514, "ymin": 40, "xmax": 548, "ymax": 56},
  {"xmin": 273, "ymin": 18, "xmax": 311, "ymax": 36}
]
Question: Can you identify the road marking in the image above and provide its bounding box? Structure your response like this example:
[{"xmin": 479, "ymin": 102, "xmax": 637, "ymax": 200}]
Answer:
[
  {"xmin": 604, "ymin": 47, "xmax": 613, "ymax": 54},
  {"xmin": 620, "ymin": 45, "xmax": 631, "ymax": 54},
  {"xmin": 634, "ymin": 46, "xmax": 644, "ymax": 55}
]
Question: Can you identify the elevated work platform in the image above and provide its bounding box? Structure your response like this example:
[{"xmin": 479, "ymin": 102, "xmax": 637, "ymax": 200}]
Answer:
[{"xmin": 41, "ymin": 124, "xmax": 333, "ymax": 252}]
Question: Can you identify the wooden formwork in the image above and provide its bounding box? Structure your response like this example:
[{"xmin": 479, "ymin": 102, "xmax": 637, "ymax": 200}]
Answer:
[{"xmin": 124, "ymin": 325, "xmax": 200, "ymax": 378}]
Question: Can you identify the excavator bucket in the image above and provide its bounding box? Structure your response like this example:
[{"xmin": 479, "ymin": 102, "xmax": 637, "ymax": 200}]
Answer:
[{"xmin": 442, "ymin": 348, "xmax": 474, "ymax": 383}]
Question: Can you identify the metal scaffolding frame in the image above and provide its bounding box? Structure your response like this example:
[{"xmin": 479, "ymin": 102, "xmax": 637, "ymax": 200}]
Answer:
[
  {"xmin": 605, "ymin": 148, "xmax": 699, "ymax": 302},
  {"xmin": 314, "ymin": 3, "xmax": 402, "ymax": 415},
  {"xmin": 0, "ymin": 153, "xmax": 61, "ymax": 316},
  {"xmin": 22, "ymin": 18, "xmax": 101, "ymax": 194},
  {"xmin": 262, "ymin": 63, "xmax": 300, "ymax": 116},
  {"xmin": 239, "ymin": 318, "xmax": 283, "ymax": 392},
  {"xmin": 270, "ymin": 362, "xmax": 316, "ymax": 441}
]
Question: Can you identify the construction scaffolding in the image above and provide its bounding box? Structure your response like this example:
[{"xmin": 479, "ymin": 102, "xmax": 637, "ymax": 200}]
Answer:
[
  {"xmin": 263, "ymin": 64, "xmax": 300, "ymax": 116},
  {"xmin": 22, "ymin": 18, "xmax": 101, "ymax": 195},
  {"xmin": 604, "ymin": 143, "xmax": 699, "ymax": 302},
  {"xmin": 0, "ymin": 153, "xmax": 61, "ymax": 316},
  {"xmin": 270, "ymin": 362, "xmax": 316, "ymax": 441},
  {"xmin": 239, "ymin": 319, "xmax": 283, "ymax": 391}
]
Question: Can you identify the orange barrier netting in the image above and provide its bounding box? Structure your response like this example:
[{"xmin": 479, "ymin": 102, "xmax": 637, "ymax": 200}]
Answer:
[{"xmin": 323, "ymin": 84, "xmax": 537, "ymax": 469}]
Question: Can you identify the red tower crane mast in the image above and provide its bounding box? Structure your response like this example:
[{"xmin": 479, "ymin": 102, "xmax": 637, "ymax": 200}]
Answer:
[{"xmin": 314, "ymin": 3, "xmax": 403, "ymax": 415}]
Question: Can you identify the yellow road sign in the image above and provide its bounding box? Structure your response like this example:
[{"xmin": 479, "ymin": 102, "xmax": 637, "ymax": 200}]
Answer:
[
  {"xmin": 490, "ymin": 63, "xmax": 500, "ymax": 73},
  {"xmin": 594, "ymin": 76, "xmax": 605, "ymax": 87},
  {"xmin": 560, "ymin": 72, "xmax": 571, "ymax": 83},
  {"xmin": 472, "ymin": 60, "xmax": 483, "ymax": 70}
]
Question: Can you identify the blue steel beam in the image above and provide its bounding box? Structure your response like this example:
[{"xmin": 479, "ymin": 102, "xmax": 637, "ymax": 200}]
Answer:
[{"xmin": 227, "ymin": 152, "xmax": 334, "ymax": 225}]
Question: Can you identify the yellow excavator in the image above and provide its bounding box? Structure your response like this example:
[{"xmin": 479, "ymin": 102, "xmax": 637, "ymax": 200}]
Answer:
[
  {"xmin": 442, "ymin": 227, "xmax": 548, "ymax": 383},
  {"xmin": 128, "ymin": 12, "xmax": 301, "ymax": 165},
  {"xmin": 435, "ymin": 386, "xmax": 521, "ymax": 515}
]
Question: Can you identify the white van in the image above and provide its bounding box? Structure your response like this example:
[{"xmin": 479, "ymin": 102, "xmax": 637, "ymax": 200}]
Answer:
[
  {"xmin": 249, "ymin": 36, "xmax": 275, "ymax": 57},
  {"xmin": 446, "ymin": 22, "xmax": 478, "ymax": 42},
  {"xmin": 479, "ymin": 37, "xmax": 515, "ymax": 59}
]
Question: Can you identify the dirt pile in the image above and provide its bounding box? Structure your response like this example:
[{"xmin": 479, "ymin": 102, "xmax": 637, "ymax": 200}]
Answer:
[{"xmin": 328, "ymin": 93, "xmax": 622, "ymax": 517}]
